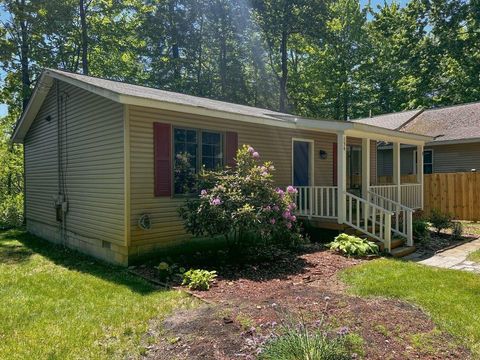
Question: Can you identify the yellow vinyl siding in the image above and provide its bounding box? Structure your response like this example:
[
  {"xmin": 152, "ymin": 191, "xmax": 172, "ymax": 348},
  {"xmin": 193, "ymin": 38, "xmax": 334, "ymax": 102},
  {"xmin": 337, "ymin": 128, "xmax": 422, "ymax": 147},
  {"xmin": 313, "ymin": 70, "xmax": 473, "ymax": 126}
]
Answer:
[
  {"xmin": 128, "ymin": 105, "xmax": 378, "ymax": 256},
  {"xmin": 24, "ymin": 81, "xmax": 126, "ymax": 263},
  {"xmin": 24, "ymin": 83, "xmax": 59, "ymax": 228}
]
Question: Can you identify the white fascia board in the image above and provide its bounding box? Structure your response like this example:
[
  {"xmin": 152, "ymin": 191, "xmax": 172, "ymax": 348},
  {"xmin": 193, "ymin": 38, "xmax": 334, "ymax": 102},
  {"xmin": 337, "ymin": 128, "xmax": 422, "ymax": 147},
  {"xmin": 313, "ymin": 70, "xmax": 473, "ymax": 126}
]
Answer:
[
  {"xmin": 11, "ymin": 73, "xmax": 53, "ymax": 143},
  {"xmin": 346, "ymin": 123, "xmax": 432, "ymax": 145},
  {"xmin": 427, "ymin": 138, "xmax": 480, "ymax": 146}
]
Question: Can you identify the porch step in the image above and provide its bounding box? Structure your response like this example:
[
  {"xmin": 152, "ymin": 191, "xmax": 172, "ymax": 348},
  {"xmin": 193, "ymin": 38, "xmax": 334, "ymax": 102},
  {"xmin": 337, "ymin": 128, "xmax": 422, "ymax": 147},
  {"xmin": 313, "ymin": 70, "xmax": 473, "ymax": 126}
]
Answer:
[{"xmin": 391, "ymin": 245, "xmax": 417, "ymax": 258}]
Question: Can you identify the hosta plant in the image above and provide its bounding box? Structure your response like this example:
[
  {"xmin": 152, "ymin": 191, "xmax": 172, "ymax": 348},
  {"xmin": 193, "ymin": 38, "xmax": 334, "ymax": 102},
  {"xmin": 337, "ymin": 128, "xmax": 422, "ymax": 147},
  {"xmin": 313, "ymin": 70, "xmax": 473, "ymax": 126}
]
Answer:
[
  {"xmin": 182, "ymin": 269, "xmax": 217, "ymax": 291},
  {"xmin": 328, "ymin": 233, "xmax": 379, "ymax": 257}
]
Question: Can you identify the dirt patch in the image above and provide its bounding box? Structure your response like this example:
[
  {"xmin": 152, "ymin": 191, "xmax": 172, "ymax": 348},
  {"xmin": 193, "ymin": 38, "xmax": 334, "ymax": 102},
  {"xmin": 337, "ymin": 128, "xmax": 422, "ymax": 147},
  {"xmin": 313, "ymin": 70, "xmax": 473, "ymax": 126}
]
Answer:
[{"xmin": 141, "ymin": 248, "xmax": 470, "ymax": 360}]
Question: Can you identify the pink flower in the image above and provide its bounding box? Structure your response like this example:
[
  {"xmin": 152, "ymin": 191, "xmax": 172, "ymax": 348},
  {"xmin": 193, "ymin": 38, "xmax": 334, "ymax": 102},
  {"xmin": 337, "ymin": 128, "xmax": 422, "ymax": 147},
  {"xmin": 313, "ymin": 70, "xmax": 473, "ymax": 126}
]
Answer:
[
  {"xmin": 261, "ymin": 171, "xmax": 268, "ymax": 176},
  {"xmin": 290, "ymin": 215, "xmax": 297, "ymax": 222},
  {"xmin": 276, "ymin": 188, "xmax": 285, "ymax": 198},
  {"xmin": 286, "ymin": 222, "xmax": 292, "ymax": 229},
  {"xmin": 200, "ymin": 189, "xmax": 207, "ymax": 196},
  {"xmin": 273, "ymin": 205, "xmax": 280, "ymax": 212},
  {"xmin": 210, "ymin": 197, "xmax": 222, "ymax": 206},
  {"xmin": 252, "ymin": 151, "xmax": 260, "ymax": 159},
  {"xmin": 287, "ymin": 186, "xmax": 298, "ymax": 194},
  {"xmin": 270, "ymin": 218, "xmax": 276, "ymax": 225},
  {"xmin": 265, "ymin": 205, "xmax": 271, "ymax": 211},
  {"xmin": 247, "ymin": 146, "xmax": 255, "ymax": 154},
  {"xmin": 283, "ymin": 210, "xmax": 291, "ymax": 219}
]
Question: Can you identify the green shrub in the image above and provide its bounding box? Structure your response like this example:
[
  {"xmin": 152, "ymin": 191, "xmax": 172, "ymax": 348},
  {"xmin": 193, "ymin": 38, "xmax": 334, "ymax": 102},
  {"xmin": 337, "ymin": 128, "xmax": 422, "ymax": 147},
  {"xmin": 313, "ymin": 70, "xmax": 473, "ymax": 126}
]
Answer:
[
  {"xmin": 0, "ymin": 193, "xmax": 23, "ymax": 228},
  {"xmin": 179, "ymin": 145, "xmax": 303, "ymax": 248},
  {"xmin": 259, "ymin": 321, "xmax": 353, "ymax": 360},
  {"xmin": 429, "ymin": 209, "xmax": 453, "ymax": 235},
  {"xmin": 181, "ymin": 269, "xmax": 217, "ymax": 290},
  {"xmin": 328, "ymin": 233, "xmax": 379, "ymax": 257},
  {"xmin": 412, "ymin": 218, "xmax": 430, "ymax": 239},
  {"xmin": 451, "ymin": 221, "xmax": 464, "ymax": 241}
]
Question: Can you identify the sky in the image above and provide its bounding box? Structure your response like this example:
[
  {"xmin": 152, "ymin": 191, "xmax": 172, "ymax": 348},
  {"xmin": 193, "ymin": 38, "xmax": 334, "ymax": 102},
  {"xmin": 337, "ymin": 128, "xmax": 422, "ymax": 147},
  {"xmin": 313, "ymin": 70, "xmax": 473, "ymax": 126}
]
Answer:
[{"xmin": 0, "ymin": 0, "xmax": 407, "ymax": 118}]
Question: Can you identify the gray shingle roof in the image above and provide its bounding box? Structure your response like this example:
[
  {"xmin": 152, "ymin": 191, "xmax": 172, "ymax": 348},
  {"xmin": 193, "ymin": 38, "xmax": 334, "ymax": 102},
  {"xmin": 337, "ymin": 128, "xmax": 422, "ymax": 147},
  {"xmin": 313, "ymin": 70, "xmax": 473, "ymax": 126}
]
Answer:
[
  {"xmin": 400, "ymin": 102, "xmax": 480, "ymax": 142},
  {"xmin": 46, "ymin": 69, "xmax": 292, "ymax": 122},
  {"xmin": 350, "ymin": 109, "xmax": 423, "ymax": 130},
  {"xmin": 352, "ymin": 102, "xmax": 480, "ymax": 143}
]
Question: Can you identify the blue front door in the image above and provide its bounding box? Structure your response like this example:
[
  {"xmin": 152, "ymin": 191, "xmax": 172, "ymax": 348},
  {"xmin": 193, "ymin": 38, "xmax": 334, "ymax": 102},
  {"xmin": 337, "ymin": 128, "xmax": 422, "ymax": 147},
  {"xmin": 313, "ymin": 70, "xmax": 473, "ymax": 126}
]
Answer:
[{"xmin": 293, "ymin": 141, "xmax": 311, "ymax": 187}]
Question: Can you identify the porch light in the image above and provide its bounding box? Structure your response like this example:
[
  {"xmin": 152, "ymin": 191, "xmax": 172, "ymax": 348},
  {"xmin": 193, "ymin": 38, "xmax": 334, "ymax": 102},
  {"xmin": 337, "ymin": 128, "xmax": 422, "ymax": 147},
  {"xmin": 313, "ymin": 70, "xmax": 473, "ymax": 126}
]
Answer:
[{"xmin": 319, "ymin": 150, "xmax": 327, "ymax": 159}]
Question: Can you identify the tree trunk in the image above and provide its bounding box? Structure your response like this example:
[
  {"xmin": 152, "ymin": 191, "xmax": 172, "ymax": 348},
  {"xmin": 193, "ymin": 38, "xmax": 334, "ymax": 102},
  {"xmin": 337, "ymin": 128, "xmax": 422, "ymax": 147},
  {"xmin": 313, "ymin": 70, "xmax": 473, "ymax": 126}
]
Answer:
[
  {"xmin": 79, "ymin": 0, "xmax": 88, "ymax": 75},
  {"xmin": 168, "ymin": 0, "xmax": 180, "ymax": 82},
  {"xmin": 279, "ymin": 1, "xmax": 290, "ymax": 113},
  {"xmin": 19, "ymin": 0, "xmax": 30, "ymax": 110}
]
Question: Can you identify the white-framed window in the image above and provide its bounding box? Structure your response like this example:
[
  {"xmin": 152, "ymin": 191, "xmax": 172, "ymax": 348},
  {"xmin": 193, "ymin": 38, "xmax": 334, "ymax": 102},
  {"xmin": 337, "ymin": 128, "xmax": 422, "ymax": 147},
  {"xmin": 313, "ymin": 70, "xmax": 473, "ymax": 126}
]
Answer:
[
  {"xmin": 414, "ymin": 149, "xmax": 433, "ymax": 174},
  {"xmin": 173, "ymin": 127, "xmax": 224, "ymax": 194}
]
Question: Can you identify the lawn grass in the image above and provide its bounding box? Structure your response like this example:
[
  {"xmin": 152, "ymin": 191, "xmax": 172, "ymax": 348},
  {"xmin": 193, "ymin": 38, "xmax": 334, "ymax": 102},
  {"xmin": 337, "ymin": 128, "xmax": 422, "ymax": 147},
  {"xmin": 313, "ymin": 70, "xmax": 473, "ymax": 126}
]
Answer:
[
  {"xmin": 467, "ymin": 249, "xmax": 480, "ymax": 263},
  {"xmin": 341, "ymin": 259, "xmax": 480, "ymax": 356},
  {"xmin": 0, "ymin": 229, "xmax": 197, "ymax": 360}
]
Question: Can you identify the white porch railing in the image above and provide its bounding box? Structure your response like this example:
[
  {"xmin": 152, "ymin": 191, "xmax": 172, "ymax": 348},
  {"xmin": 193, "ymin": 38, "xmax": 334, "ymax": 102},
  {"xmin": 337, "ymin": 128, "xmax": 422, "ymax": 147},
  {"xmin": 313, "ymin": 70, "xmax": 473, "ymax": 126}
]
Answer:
[
  {"xmin": 344, "ymin": 192, "xmax": 393, "ymax": 251},
  {"xmin": 369, "ymin": 185, "xmax": 398, "ymax": 202},
  {"xmin": 370, "ymin": 183, "xmax": 422, "ymax": 209},
  {"xmin": 368, "ymin": 191, "xmax": 414, "ymax": 246},
  {"xmin": 296, "ymin": 186, "xmax": 338, "ymax": 218},
  {"xmin": 401, "ymin": 183, "xmax": 422, "ymax": 209}
]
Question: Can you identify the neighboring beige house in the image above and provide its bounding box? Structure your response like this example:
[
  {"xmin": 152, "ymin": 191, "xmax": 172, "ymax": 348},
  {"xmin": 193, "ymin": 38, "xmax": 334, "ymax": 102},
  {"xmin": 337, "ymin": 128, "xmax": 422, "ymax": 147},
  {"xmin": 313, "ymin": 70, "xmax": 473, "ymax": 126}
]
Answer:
[
  {"xmin": 352, "ymin": 103, "xmax": 480, "ymax": 177},
  {"xmin": 12, "ymin": 69, "xmax": 431, "ymax": 265}
]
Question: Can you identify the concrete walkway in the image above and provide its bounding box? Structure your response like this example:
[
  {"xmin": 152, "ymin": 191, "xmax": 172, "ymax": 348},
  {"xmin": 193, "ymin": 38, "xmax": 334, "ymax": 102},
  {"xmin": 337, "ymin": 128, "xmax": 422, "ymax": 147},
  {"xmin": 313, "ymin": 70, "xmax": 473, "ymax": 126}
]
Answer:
[{"xmin": 405, "ymin": 238, "xmax": 480, "ymax": 273}]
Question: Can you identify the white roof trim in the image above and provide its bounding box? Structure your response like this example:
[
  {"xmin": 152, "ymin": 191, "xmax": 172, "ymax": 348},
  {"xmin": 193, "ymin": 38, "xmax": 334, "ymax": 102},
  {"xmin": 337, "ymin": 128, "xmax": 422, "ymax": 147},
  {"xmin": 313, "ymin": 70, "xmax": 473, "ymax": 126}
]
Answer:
[{"xmin": 11, "ymin": 69, "xmax": 433, "ymax": 144}]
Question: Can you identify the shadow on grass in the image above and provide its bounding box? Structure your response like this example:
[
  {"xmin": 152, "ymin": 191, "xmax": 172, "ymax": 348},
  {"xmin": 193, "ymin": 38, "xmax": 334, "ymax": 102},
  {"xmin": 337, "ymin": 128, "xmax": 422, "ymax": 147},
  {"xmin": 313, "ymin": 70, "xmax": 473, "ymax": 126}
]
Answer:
[{"xmin": 0, "ymin": 229, "xmax": 160, "ymax": 295}]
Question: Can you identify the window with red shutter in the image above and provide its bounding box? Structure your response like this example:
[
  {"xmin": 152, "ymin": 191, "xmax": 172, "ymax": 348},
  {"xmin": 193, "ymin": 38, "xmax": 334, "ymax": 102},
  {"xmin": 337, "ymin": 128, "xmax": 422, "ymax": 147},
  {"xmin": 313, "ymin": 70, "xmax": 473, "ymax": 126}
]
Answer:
[{"xmin": 154, "ymin": 123, "xmax": 172, "ymax": 197}]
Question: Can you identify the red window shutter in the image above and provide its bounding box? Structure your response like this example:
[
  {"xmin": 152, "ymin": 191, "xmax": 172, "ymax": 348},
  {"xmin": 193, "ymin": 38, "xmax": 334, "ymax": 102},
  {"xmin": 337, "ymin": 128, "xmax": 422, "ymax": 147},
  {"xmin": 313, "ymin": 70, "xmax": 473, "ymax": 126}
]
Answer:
[
  {"xmin": 333, "ymin": 143, "xmax": 337, "ymax": 186},
  {"xmin": 154, "ymin": 123, "xmax": 172, "ymax": 197},
  {"xmin": 225, "ymin": 131, "xmax": 238, "ymax": 167}
]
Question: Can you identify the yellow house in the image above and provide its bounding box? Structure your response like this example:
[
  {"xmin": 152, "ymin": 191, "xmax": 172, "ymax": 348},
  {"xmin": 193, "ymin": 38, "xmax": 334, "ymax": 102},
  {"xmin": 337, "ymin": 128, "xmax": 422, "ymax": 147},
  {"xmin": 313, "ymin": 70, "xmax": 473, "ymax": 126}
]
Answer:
[{"xmin": 11, "ymin": 69, "xmax": 432, "ymax": 265}]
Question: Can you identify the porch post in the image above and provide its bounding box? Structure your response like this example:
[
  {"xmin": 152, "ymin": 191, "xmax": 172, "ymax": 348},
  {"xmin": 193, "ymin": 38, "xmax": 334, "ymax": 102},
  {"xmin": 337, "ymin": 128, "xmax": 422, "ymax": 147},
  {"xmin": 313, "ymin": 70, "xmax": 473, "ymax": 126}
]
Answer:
[
  {"xmin": 416, "ymin": 144, "xmax": 424, "ymax": 209},
  {"xmin": 361, "ymin": 138, "xmax": 370, "ymax": 200},
  {"xmin": 393, "ymin": 142, "xmax": 401, "ymax": 203},
  {"xmin": 337, "ymin": 133, "xmax": 347, "ymax": 224}
]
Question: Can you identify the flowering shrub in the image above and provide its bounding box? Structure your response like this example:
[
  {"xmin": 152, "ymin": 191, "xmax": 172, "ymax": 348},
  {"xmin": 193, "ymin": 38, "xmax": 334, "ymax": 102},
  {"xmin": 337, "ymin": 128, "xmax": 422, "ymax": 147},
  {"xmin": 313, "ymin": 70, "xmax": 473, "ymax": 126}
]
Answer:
[{"xmin": 178, "ymin": 145, "xmax": 303, "ymax": 247}]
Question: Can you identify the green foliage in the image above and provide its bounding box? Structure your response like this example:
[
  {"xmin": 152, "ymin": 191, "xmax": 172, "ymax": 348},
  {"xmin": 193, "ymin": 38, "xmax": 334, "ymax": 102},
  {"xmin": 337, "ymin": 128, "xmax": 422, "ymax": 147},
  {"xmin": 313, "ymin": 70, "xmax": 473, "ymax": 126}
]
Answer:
[
  {"xmin": 328, "ymin": 233, "xmax": 379, "ymax": 257},
  {"xmin": 181, "ymin": 269, "xmax": 217, "ymax": 291},
  {"xmin": 259, "ymin": 318, "xmax": 356, "ymax": 360},
  {"xmin": 429, "ymin": 209, "xmax": 453, "ymax": 235},
  {"xmin": 412, "ymin": 218, "xmax": 430, "ymax": 239},
  {"xmin": 0, "ymin": 193, "xmax": 23, "ymax": 228},
  {"xmin": 0, "ymin": 116, "xmax": 24, "ymax": 228},
  {"xmin": 451, "ymin": 221, "xmax": 464, "ymax": 241},
  {"xmin": 179, "ymin": 145, "xmax": 303, "ymax": 248}
]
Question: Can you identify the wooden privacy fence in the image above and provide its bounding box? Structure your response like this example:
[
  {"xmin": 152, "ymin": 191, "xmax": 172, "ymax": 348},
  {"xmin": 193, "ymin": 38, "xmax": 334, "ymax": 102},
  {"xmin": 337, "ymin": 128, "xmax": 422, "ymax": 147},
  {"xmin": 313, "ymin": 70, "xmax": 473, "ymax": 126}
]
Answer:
[{"xmin": 423, "ymin": 172, "xmax": 480, "ymax": 221}]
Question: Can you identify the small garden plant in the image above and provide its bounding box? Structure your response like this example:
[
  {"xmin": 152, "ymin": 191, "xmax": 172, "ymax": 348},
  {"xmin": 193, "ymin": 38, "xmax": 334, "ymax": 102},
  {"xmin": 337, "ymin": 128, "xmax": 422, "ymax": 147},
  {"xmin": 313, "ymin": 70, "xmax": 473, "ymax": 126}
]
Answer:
[
  {"xmin": 451, "ymin": 221, "xmax": 464, "ymax": 240},
  {"xmin": 179, "ymin": 145, "xmax": 303, "ymax": 248},
  {"xmin": 328, "ymin": 233, "xmax": 379, "ymax": 257},
  {"xmin": 412, "ymin": 218, "xmax": 430, "ymax": 239},
  {"xmin": 259, "ymin": 310, "xmax": 361, "ymax": 360},
  {"xmin": 429, "ymin": 209, "xmax": 453, "ymax": 235},
  {"xmin": 181, "ymin": 269, "xmax": 217, "ymax": 290}
]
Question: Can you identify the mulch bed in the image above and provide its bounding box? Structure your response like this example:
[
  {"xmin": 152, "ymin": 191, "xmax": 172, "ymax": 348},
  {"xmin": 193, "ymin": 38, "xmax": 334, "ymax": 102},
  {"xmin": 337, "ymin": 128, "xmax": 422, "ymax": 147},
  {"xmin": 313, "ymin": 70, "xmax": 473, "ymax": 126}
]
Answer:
[{"xmin": 133, "ymin": 246, "xmax": 470, "ymax": 360}]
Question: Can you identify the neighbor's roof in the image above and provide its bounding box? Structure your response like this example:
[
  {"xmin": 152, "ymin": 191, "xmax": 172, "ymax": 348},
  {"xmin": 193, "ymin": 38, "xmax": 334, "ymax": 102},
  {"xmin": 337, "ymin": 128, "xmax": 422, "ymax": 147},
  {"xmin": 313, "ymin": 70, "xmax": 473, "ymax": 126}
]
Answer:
[
  {"xmin": 352, "ymin": 102, "xmax": 480, "ymax": 145},
  {"xmin": 351, "ymin": 109, "xmax": 423, "ymax": 130},
  {"xmin": 401, "ymin": 102, "xmax": 480, "ymax": 144},
  {"xmin": 11, "ymin": 69, "xmax": 432, "ymax": 144}
]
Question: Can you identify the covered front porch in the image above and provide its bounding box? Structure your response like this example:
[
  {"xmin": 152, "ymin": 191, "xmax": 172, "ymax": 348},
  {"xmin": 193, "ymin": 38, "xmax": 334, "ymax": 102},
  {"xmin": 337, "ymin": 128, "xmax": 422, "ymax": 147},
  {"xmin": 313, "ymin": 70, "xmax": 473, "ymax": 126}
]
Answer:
[{"xmin": 292, "ymin": 124, "xmax": 430, "ymax": 253}]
